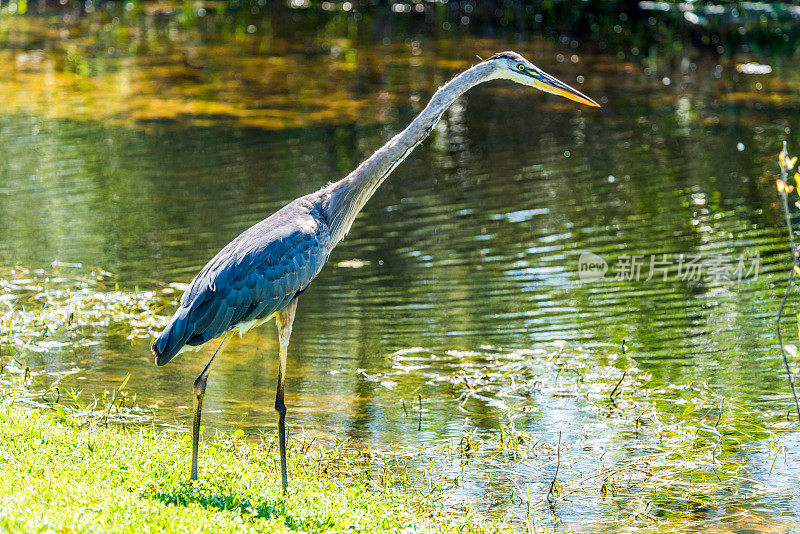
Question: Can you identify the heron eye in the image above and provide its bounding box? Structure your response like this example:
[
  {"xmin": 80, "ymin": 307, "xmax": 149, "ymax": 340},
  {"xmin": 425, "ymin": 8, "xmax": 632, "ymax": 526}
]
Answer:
[{"xmin": 517, "ymin": 64, "xmax": 525, "ymax": 71}]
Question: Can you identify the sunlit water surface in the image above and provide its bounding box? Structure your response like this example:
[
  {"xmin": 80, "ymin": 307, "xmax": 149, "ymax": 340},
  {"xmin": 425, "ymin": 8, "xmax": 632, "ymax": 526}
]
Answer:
[{"xmin": 1, "ymin": 6, "xmax": 799, "ymax": 531}]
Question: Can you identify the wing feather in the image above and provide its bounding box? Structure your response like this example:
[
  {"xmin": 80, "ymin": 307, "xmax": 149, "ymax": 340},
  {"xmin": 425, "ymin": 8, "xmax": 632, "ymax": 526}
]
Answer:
[{"xmin": 152, "ymin": 200, "xmax": 331, "ymax": 365}]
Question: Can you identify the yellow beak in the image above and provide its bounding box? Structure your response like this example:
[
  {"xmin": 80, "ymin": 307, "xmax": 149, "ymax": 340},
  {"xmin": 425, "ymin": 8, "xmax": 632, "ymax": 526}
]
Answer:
[{"xmin": 533, "ymin": 70, "xmax": 600, "ymax": 107}]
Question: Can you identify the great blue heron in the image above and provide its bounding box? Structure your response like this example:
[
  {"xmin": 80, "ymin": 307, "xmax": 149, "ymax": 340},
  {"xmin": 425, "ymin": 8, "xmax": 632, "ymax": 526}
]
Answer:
[{"xmin": 152, "ymin": 51, "xmax": 599, "ymax": 491}]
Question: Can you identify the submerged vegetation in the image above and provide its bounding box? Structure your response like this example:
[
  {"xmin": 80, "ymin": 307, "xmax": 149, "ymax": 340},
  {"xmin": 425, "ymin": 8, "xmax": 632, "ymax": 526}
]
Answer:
[
  {"xmin": 0, "ymin": 264, "xmax": 167, "ymax": 347},
  {"xmin": 383, "ymin": 345, "xmax": 797, "ymax": 531},
  {"xmin": 1, "ymin": 1, "xmax": 799, "ymax": 132}
]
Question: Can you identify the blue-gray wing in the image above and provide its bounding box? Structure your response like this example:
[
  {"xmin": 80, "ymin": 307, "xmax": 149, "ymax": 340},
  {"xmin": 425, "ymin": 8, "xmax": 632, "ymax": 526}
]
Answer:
[{"xmin": 152, "ymin": 202, "xmax": 331, "ymax": 366}]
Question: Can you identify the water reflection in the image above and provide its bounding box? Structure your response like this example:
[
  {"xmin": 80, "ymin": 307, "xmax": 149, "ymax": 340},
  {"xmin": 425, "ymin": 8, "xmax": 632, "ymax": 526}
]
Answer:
[{"xmin": 1, "ymin": 3, "xmax": 800, "ymax": 531}]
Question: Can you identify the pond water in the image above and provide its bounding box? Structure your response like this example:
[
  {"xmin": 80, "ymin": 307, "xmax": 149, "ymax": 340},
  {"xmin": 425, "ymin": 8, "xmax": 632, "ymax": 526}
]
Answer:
[{"xmin": 1, "ymin": 3, "xmax": 799, "ymax": 531}]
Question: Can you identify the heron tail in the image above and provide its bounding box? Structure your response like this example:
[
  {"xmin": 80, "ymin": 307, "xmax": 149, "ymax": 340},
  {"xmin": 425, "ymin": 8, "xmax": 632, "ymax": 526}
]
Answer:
[{"xmin": 151, "ymin": 306, "xmax": 194, "ymax": 366}]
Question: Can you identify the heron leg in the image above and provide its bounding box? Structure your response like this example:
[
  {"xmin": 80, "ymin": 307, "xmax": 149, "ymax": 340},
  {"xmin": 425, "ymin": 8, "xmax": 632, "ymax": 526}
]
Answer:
[
  {"xmin": 191, "ymin": 331, "xmax": 233, "ymax": 481},
  {"xmin": 274, "ymin": 298, "xmax": 298, "ymax": 492}
]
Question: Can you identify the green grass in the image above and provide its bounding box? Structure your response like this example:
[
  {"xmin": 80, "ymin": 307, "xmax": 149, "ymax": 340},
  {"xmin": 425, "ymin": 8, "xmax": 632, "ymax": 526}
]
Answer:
[{"xmin": 0, "ymin": 406, "xmax": 502, "ymax": 533}]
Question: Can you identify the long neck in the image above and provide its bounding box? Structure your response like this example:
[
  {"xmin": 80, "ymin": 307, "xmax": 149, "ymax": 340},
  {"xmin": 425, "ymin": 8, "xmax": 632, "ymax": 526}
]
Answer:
[{"xmin": 322, "ymin": 61, "xmax": 497, "ymax": 245}]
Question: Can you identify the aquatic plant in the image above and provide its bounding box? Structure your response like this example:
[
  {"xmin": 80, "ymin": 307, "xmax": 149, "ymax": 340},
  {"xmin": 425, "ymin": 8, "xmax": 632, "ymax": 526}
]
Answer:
[
  {"xmin": 774, "ymin": 142, "xmax": 800, "ymax": 422},
  {"xmin": 0, "ymin": 264, "xmax": 172, "ymax": 420},
  {"xmin": 359, "ymin": 342, "xmax": 796, "ymax": 531},
  {"xmin": 0, "ymin": 264, "xmax": 170, "ymax": 352}
]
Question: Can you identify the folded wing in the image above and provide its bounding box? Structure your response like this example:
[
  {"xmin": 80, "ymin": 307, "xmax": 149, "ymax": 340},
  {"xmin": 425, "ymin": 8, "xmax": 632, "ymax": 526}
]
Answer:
[{"xmin": 152, "ymin": 203, "xmax": 331, "ymax": 366}]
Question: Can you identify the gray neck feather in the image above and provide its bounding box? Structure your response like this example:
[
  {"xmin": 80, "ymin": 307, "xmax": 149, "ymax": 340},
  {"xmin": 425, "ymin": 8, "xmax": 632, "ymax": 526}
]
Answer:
[{"xmin": 322, "ymin": 60, "xmax": 498, "ymax": 246}]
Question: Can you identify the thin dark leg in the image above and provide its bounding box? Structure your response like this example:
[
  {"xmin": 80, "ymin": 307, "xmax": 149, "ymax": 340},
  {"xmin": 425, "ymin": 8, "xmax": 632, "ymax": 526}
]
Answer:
[
  {"xmin": 191, "ymin": 332, "xmax": 232, "ymax": 481},
  {"xmin": 275, "ymin": 368, "xmax": 288, "ymax": 491},
  {"xmin": 275, "ymin": 298, "xmax": 298, "ymax": 492}
]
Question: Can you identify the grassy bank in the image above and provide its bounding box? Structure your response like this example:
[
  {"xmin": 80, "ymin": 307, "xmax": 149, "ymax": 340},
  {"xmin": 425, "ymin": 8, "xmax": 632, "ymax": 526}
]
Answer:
[{"xmin": 0, "ymin": 405, "xmax": 499, "ymax": 533}]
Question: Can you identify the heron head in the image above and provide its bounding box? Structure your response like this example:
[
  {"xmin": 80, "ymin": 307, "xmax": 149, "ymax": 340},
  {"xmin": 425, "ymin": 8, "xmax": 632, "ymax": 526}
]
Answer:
[{"xmin": 487, "ymin": 51, "xmax": 600, "ymax": 107}]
